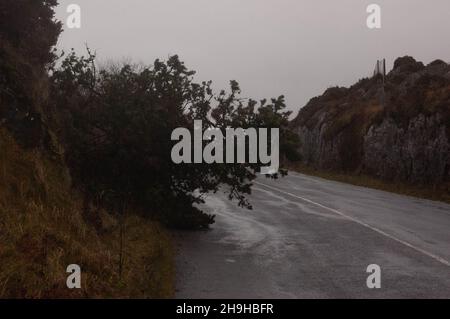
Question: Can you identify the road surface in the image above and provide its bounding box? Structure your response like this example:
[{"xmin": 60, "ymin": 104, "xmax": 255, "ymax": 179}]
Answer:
[{"xmin": 175, "ymin": 172, "xmax": 450, "ymax": 298}]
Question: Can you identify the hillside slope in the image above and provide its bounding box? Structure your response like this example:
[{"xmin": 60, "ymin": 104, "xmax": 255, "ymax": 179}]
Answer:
[
  {"xmin": 0, "ymin": 1, "xmax": 173, "ymax": 298},
  {"xmin": 292, "ymin": 57, "xmax": 450, "ymax": 190},
  {"xmin": 0, "ymin": 128, "xmax": 174, "ymax": 298}
]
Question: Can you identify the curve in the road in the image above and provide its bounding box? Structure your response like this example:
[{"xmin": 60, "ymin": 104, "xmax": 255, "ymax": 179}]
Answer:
[{"xmin": 254, "ymin": 181, "xmax": 450, "ymax": 267}]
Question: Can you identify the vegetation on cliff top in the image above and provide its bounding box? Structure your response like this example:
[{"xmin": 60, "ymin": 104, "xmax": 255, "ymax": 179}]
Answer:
[
  {"xmin": 293, "ymin": 57, "xmax": 450, "ymax": 146},
  {"xmin": 291, "ymin": 56, "xmax": 449, "ymax": 200}
]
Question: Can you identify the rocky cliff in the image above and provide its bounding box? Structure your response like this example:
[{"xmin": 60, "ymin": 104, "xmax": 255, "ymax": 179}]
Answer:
[{"xmin": 292, "ymin": 56, "xmax": 450, "ymax": 185}]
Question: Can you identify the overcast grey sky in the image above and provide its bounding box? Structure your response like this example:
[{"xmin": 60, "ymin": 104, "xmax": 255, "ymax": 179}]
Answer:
[{"xmin": 55, "ymin": 0, "xmax": 450, "ymax": 115}]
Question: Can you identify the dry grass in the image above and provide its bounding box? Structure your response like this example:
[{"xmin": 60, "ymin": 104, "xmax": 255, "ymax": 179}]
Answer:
[
  {"xmin": 290, "ymin": 162, "xmax": 450, "ymax": 204},
  {"xmin": 0, "ymin": 129, "xmax": 174, "ymax": 298}
]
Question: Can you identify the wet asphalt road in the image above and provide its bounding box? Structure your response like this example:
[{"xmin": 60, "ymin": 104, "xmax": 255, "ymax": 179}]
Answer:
[{"xmin": 175, "ymin": 172, "xmax": 450, "ymax": 298}]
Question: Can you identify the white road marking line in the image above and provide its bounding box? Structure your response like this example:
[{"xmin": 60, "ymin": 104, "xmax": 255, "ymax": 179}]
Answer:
[{"xmin": 255, "ymin": 181, "xmax": 450, "ymax": 267}]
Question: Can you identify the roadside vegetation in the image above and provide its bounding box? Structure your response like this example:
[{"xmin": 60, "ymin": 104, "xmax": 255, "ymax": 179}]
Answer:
[
  {"xmin": 290, "ymin": 162, "xmax": 450, "ymax": 204},
  {"xmin": 0, "ymin": 0, "xmax": 297, "ymax": 298},
  {"xmin": 49, "ymin": 50, "xmax": 297, "ymax": 229},
  {"xmin": 0, "ymin": 129, "xmax": 174, "ymax": 298}
]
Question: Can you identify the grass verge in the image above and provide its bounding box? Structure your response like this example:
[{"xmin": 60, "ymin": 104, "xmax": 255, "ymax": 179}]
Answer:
[
  {"xmin": 289, "ymin": 163, "xmax": 450, "ymax": 204},
  {"xmin": 0, "ymin": 129, "xmax": 174, "ymax": 298}
]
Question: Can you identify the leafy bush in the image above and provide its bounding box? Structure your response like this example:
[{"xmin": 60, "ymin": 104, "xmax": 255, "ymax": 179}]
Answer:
[{"xmin": 50, "ymin": 51, "xmax": 295, "ymax": 229}]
